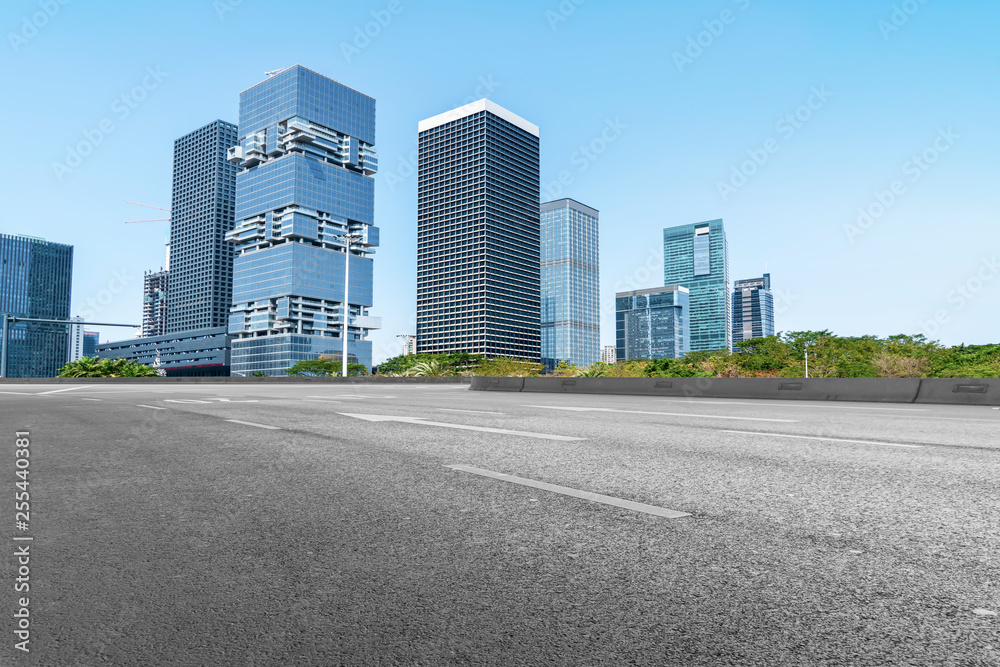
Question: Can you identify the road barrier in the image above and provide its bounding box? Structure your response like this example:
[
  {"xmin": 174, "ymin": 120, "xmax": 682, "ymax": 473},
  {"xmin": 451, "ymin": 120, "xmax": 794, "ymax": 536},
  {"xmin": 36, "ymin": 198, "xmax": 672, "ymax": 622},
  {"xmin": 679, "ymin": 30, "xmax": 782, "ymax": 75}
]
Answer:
[
  {"xmin": 470, "ymin": 376, "xmax": 1000, "ymax": 406},
  {"xmin": 0, "ymin": 376, "xmax": 473, "ymax": 385}
]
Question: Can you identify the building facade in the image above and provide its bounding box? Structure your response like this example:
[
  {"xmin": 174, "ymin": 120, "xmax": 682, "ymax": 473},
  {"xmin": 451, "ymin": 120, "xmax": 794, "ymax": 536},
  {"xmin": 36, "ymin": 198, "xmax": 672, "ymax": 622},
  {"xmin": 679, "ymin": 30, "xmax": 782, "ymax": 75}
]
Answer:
[
  {"xmin": 416, "ymin": 99, "xmax": 541, "ymax": 360},
  {"xmin": 540, "ymin": 198, "xmax": 599, "ymax": 370},
  {"xmin": 96, "ymin": 327, "xmax": 231, "ymax": 377},
  {"xmin": 600, "ymin": 345, "xmax": 617, "ymax": 364},
  {"xmin": 0, "ymin": 234, "xmax": 73, "ymax": 377},
  {"xmin": 166, "ymin": 120, "xmax": 239, "ymax": 334},
  {"xmin": 227, "ymin": 66, "xmax": 380, "ymax": 375},
  {"xmin": 732, "ymin": 273, "xmax": 775, "ymax": 344},
  {"xmin": 615, "ymin": 286, "xmax": 690, "ymax": 361},
  {"xmin": 83, "ymin": 331, "xmax": 99, "ymax": 357},
  {"xmin": 68, "ymin": 316, "xmax": 85, "ymax": 362},
  {"xmin": 142, "ymin": 269, "xmax": 169, "ymax": 337},
  {"xmin": 663, "ymin": 219, "xmax": 730, "ymax": 352}
]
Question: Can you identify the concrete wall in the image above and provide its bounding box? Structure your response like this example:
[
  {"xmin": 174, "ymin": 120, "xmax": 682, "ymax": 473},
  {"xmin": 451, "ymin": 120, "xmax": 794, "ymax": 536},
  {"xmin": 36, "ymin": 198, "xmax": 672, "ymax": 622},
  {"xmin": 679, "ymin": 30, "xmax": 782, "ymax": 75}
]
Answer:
[
  {"xmin": 470, "ymin": 376, "xmax": 1000, "ymax": 406},
  {"xmin": 0, "ymin": 376, "xmax": 472, "ymax": 385}
]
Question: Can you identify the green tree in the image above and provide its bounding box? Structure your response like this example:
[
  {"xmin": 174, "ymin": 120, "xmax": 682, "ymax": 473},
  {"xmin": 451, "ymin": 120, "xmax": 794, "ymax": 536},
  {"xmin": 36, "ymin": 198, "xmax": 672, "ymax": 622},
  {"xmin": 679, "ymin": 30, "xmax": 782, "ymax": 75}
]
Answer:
[
  {"xmin": 285, "ymin": 359, "xmax": 368, "ymax": 376},
  {"xmin": 57, "ymin": 357, "xmax": 159, "ymax": 378}
]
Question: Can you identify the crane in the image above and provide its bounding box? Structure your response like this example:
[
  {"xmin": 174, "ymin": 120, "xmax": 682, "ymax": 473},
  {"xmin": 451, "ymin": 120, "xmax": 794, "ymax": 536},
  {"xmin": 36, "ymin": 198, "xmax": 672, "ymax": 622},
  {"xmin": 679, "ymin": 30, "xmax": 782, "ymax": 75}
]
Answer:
[{"xmin": 124, "ymin": 201, "xmax": 171, "ymax": 224}]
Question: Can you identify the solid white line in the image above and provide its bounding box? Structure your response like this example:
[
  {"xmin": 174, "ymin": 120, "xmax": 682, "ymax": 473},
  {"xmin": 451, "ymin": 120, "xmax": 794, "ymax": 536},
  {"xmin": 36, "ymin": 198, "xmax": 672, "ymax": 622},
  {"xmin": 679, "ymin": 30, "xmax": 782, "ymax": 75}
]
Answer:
[
  {"xmin": 36, "ymin": 386, "xmax": 86, "ymax": 395},
  {"xmin": 136, "ymin": 404, "xmax": 166, "ymax": 410},
  {"xmin": 340, "ymin": 413, "xmax": 583, "ymax": 441},
  {"xmin": 526, "ymin": 405, "xmax": 797, "ymax": 423},
  {"xmin": 721, "ymin": 430, "xmax": 923, "ymax": 449},
  {"xmin": 0, "ymin": 391, "xmax": 35, "ymax": 396},
  {"xmin": 446, "ymin": 465, "xmax": 691, "ymax": 519},
  {"xmin": 225, "ymin": 419, "xmax": 280, "ymax": 430},
  {"xmin": 80, "ymin": 398, "xmax": 103, "ymax": 401},
  {"xmin": 437, "ymin": 408, "xmax": 504, "ymax": 415}
]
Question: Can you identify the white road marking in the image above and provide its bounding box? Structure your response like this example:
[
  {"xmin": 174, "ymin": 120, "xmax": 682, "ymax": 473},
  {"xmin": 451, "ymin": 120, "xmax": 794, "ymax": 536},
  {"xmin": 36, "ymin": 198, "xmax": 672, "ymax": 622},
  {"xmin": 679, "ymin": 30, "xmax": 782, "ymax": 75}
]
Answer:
[
  {"xmin": 722, "ymin": 430, "xmax": 923, "ymax": 449},
  {"xmin": 526, "ymin": 405, "xmax": 797, "ymax": 423},
  {"xmin": 225, "ymin": 419, "xmax": 280, "ymax": 430},
  {"xmin": 340, "ymin": 413, "xmax": 584, "ymax": 441},
  {"xmin": 303, "ymin": 398, "xmax": 343, "ymax": 403},
  {"xmin": 37, "ymin": 386, "xmax": 86, "ymax": 395},
  {"xmin": 81, "ymin": 398, "xmax": 102, "ymax": 401},
  {"xmin": 210, "ymin": 398, "xmax": 258, "ymax": 403},
  {"xmin": 659, "ymin": 399, "xmax": 927, "ymax": 412},
  {"xmin": 136, "ymin": 404, "xmax": 166, "ymax": 410},
  {"xmin": 308, "ymin": 395, "xmax": 396, "ymax": 400},
  {"xmin": 164, "ymin": 399, "xmax": 212, "ymax": 404},
  {"xmin": 438, "ymin": 408, "xmax": 504, "ymax": 415},
  {"xmin": 446, "ymin": 464, "xmax": 691, "ymax": 519},
  {"xmin": 0, "ymin": 391, "xmax": 36, "ymax": 396}
]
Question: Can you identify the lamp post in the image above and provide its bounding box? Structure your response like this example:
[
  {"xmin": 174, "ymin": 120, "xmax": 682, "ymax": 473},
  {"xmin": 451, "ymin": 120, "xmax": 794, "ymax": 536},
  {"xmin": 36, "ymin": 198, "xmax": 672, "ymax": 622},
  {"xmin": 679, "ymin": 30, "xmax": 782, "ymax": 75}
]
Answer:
[{"xmin": 334, "ymin": 233, "xmax": 364, "ymax": 378}]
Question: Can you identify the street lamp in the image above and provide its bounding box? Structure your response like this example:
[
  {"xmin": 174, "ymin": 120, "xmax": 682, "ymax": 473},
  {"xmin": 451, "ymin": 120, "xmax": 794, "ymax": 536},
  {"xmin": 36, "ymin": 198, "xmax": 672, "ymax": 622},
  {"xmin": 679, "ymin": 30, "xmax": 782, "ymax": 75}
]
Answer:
[{"xmin": 333, "ymin": 233, "xmax": 364, "ymax": 378}]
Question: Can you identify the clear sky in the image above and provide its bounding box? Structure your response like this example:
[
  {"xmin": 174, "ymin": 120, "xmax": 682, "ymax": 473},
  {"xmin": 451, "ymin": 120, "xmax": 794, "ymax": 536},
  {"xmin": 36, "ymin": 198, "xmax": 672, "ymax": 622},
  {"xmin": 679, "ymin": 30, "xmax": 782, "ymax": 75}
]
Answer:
[{"xmin": 3, "ymin": 0, "xmax": 998, "ymax": 362}]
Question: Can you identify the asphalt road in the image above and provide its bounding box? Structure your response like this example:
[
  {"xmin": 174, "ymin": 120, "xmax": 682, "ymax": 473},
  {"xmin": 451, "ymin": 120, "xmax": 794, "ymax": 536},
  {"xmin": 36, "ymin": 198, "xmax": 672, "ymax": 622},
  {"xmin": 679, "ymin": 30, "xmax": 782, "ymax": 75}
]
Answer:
[{"xmin": 1, "ymin": 383, "xmax": 998, "ymax": 666}]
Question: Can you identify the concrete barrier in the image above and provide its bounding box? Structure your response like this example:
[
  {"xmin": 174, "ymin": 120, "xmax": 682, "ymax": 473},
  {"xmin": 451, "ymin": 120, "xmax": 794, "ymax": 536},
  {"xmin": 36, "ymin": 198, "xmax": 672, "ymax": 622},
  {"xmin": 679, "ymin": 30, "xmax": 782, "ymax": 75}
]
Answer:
[
  {"xmin": 471, "ymin": 376, "xmax": 1000, "ymax": 406},
  {"xmin": 0, "ymin": 376, "xmax": 473, "ymax": 385}
]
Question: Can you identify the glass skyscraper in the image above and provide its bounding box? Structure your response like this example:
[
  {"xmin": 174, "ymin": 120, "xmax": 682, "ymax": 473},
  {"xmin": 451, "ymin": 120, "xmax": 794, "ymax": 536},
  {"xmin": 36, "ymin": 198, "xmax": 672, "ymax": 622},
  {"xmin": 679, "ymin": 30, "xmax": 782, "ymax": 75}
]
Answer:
[
  {"xmin": 227, "ymin": 66, "xmax": 380, "ymax": 375},
  {"xmin": 0, "ymin": 234, "xmax": 73, "ymax": 377},
  {"xmin": 540, "ymin": 198, "xmax": 599, "ymax": 370},
  {"xmin": 663, "ymin": 219, "xmax": 731, "ymax": 352},
  {"xmin": 732, "ymin": 273, "xmax": 775, "ymax": 343},
  {"xmin": 615, "ymin": 286, "xmax": 690, "ymax": 361},
  {"xmin": 166, "ymin": 120, "xmax": 238, "ymax": 333},
  {"xmin": 416, "ymin": 99, "xmax": 541, "ymax": 360}
]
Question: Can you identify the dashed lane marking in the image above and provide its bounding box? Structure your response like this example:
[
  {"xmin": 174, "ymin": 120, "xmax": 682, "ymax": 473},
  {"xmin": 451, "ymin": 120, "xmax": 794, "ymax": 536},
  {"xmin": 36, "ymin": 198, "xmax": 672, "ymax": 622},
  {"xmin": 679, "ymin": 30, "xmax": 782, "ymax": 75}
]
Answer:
[
  {"xmin": 36, "ymin": 386, "xmax": 86, "ymax": 395},
  {"xmin": 136, "ymin": 404, "xmax": 166, "ymax": 410},
  {"xmin": 225, "ymin": 419, "xmax": 280, "ymax": 430},
  {"xmin": 340, "ymin": 413, "xmax": 583, "ymax": 441},
  {"xmin": 525, "ymin": 405, "xmax": 797, "ymax": 423},
  {"xmin": 446, "ymin": 464, "xmax": 691, "ymax": 519},
  {"xmin": 437, "ymin": 408, "xmax": 504, "ymax": 415},
  {"xmin": 721, "ymin": 430, "xmax": 923, "ymax": 449}
]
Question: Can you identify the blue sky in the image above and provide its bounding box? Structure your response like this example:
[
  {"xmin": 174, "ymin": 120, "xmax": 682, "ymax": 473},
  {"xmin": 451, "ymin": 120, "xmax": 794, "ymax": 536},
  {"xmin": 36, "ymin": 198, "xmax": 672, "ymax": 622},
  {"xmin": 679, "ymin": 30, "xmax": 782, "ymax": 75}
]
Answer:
[{"xmin": 3, "ymin": 0, "xmax": 998, "ymax": 362}]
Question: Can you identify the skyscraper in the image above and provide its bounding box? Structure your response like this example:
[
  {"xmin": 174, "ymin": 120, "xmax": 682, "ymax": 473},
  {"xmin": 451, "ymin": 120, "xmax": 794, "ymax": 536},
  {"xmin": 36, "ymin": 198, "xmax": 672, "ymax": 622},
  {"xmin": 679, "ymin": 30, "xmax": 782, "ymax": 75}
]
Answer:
[
  {"xmin": 416, "ymin": 99, "xmax": 541, "ymax": 360},
  {"xmin": 82, "ymin": 331, "xmax": 99, "ymax": 357},
  {"xmin": 227, "ymin": 66, "xmax": 380, "ymax": 375},
  {"xmin": 732, "ymin": 273, "xmax": 775, "ymax": 344},
  {"xmin": 166, "ymin": 119, "xmax": 238, "ymax": 334},
  {"xmin": 615, "ymin": 286, "xmax": 690, "ymax": 361},
  {"xmin": 663, "ymin": 219, "xmax": 730, "ymax": 352},
  {"xmin": 142, "ymin": 269, "xmax": 169, "ymax": 337},
  {"xmin": 600, "ymin": 345, "xmax": 617, "ymax": 364},
  {"xmin": 540, "ymin": 198, "xmax": 599, "ymax": 370},
  {"xmin": 0, "ymin": 234, "xmax": 73, "ymax": 377}
]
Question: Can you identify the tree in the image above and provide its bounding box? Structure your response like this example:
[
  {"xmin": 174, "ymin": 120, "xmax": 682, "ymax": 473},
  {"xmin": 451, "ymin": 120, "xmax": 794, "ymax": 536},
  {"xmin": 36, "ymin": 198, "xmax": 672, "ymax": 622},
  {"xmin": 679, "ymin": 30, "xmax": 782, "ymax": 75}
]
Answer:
[
  {"xmin": 285, "ymin": 359, "xmax": 368, "ymax": 377},
  {"xmin": 57, "ymin": 357, "xmax": 159, "ymax": 378}
]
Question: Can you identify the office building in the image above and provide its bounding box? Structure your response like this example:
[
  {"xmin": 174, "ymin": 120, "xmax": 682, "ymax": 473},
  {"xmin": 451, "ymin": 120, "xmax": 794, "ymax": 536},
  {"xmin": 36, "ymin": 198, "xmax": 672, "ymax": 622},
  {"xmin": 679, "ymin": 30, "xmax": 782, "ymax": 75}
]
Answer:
[
  {"xmin": 68, "ymin": 316, "xmax": 85, "ymax": 362},
  {"xmin": 142, "ymin": 269, "xmax": 169, "ymax": 337},
  {"xmin": 83, "ymin": 331, "xmax": 99, "ymax": 357},
  {"xmin": 0, "ymin": 234, "xmax": 73, "ymax": 377},
  {"xmin": 540, "ymin": 198, "xmax": 599, "ymax": 370},
  {"xmin": 663, "ymin": 219, "xmax": 730, "ymax": 352},
  {"xmin": 732, "ymin": 273, "xmax": 775, "ymax": 343},
  {"xmin": 166, "ymin": 120, "xmax": 239, "ymax": 334},
  {"xmin": 600, "ymin": 345, "xmax": 617, "ymax": 364},
  {"xmin": 97, "ymin": 327, "xmax": 231, "ymax": 377},
  {"xmin": 615, "ymin": 286, "xmax": 690, "ymax": 361},
  {"xmin": 401, "ymin": 335, "xmax": 417, "ymax": 356},
  {"xmin": 416, "ymin": 99, "xmax": 541, "ymax": 360},
  {"xmin": 227, "ymin": 66, "xmax": 381, "ymax": 375}
]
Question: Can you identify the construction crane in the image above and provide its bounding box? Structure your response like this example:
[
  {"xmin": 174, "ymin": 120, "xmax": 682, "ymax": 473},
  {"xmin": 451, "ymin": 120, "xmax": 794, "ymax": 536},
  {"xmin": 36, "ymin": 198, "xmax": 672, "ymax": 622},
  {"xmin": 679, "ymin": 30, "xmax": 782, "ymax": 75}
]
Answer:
[{"xmin": 124, "ymin": 201, "xmax": 171, "ymax": 224}]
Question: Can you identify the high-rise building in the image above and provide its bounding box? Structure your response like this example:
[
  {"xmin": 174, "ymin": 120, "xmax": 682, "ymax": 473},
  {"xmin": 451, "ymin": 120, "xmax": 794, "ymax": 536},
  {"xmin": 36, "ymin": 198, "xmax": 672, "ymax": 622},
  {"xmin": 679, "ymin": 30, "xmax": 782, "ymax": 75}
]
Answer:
[
  {"xmin": 540, "ymin": 198, "xmax": 599, "ymax": 370},
  {"xmin": 416, "ymin": 99, "xmax": 541, "ymax": 360},
  {"xmin": 82, "ymin": 331, "xmax": 99, "ymax": 357},
  {"xmin": 68, "ymin": 316, "xmax": 84, "ymax": 362},
  {"xmin": 166, "ymin": 119, "xmax": 238, "ymax": 334},
  {"xmin": 663, "ymin": 219, "xmax": 730, "ymax": 352},
  {"xmin": 0, "ymin": 234, "xmax": 73, "ymax": 377},
  {"xmin": 732, "ymin": 273, "xmax": 775, "ymax": 344},
  {"xmin": 615, "ymin": 286, "xmax": 690, "ymax": 361},
  {"xmin": 600, "ymin": 345, "xmax": 617, "ymax": 364},
  {"xmin": 227, "ymin": 66, "xmax": 381, "ymax": 375},
  {"xmin": 401, "ymin": 335, "xmax": 417, "ymax": 356},
  {"xmin": 142, "ymin": 269, "xmax": 169, "ymax": 337}
]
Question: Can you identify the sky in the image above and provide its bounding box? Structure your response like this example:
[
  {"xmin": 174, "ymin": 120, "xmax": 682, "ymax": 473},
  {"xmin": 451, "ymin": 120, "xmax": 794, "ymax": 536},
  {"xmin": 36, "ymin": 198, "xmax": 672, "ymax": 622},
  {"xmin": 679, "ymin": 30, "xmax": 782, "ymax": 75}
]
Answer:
[{"xmin": 3, "ymin": 0, "xmax": 998, "ymax": 363}]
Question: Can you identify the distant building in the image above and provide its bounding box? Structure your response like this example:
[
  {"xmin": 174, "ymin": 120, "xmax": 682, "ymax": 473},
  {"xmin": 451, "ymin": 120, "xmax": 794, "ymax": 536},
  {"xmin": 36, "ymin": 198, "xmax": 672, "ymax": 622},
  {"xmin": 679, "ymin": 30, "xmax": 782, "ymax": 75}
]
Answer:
[
  {"xmin": 82, "ymin": 331, "xmax": 99, "ymax": 357},
  {"xmin": 615, "ymin": 286, "xmax": 690, "ymax": 361},
  {"xmin": 166, "ymin": 120, "xmax": 239, "ymax": 334},
  {"xmin": 227, "ymin": 66, "xmax": 381, "ymax": 375},
  {"xmin": 663, "ymin": 219, "xmax": 730, "ymax": 352},
  {"xmin": 142, "ymin": 269, "xmax": 169, "ymax": 337},
  {"xmin": 732, "ymin": 273, "xmax": 775, "ymax": 344},
  {"xmin": 401, "ymin": 335, "xmax": 417, "ymax": 356},
  {"xmin": 96, "ymin": 327, "xmax": 231, "ymax": 377},
  {"xmin": 600, "ymin": 345, "xmax": 617, "ymax": 364},
  {"xmin": 0, "ymin": 234, "xmax": 73, "ymax": 378},
  {"xmin": 541, "ymin": 198, "xmax": 599, "ymax": 371},
  {"xmin": 416, "ymin": 99, "xmax": 541, "ymax": 360}
]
